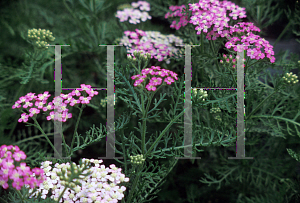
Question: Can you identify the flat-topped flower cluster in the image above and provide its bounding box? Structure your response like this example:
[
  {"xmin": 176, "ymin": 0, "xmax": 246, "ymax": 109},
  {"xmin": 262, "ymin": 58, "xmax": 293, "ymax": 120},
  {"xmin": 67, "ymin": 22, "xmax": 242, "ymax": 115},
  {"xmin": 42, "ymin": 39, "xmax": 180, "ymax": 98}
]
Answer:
[
  {"xmin": 115, "ymin": 1, "xmax": 151, "ymax": 24},
  {"xmin": 165, "ymin": 0, "xmax": 276, "ymax": 63},
  {"xmin": 131, "ymin": 66, "xmax": 178, "ymax": 91},
  {"xmin": 25, "ymin": 159, "xmax": 129, "ymax": 203},
  {"xmin": 0, "ymin": 145, "xmax": 45, "ymax": 191},
  {"xmin": 12, "ymin": 84, "xmax": 98, "ymax": 123},
  {"xmin": 119, "ymin": 29, "xmax": 185, "ymax": 64}
]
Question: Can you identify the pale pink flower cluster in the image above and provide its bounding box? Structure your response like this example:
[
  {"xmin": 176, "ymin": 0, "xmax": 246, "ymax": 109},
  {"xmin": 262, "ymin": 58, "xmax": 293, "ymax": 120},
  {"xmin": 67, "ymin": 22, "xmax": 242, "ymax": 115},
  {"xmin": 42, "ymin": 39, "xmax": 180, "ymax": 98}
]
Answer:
[
  {"xmin": 164, "ymin": 5, "xmax": 188, "ymax": 30},
  {"xmin": 12, "ymin": 84, "xmax": 98, "ymax": 123},
  {"xmin": 26, "ymin": 159, "xmax": 129, "ymax": 203},
  {"xmin": 115, "ymin": 1, "xmax": 151, "ymax": 24},
  {"xmin": 119, "ymin": 29, "xmax": 184, "ymax": 64},
  {"xmin": 131, "ymin": 66, "xmax": 178, "ymax": 91},
  {"xmin": 0, "ymin": 145, "xmax": 45, "ymax": 191}
]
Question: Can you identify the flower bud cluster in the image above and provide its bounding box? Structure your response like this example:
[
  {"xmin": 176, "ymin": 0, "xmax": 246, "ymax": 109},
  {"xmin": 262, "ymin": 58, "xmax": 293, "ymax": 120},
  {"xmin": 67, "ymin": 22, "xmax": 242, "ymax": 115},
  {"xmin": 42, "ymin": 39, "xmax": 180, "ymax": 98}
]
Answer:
[
  {"xmin": 192, "ymin": 88, "xmax": 208, "ymax": 101},
  {"xmin": 130, "ymin": 154, "xmax": 145, "ymax": 165},
  {"xmin": 282, "ymin": 72, "xmax": 299, "ymax": 85},
  {"xmin": 214, "ymin": 115, "xmax": 222, "ymax": 121},
  {"xmin": 210, "ymin": 107, "xmax": 221, "ymax": 114},
  {"xmin": 100, "ymin": 95, "xmax": 118, "ymax": 107},
  {"xmin": 127, "ymin": 50, "xmax": 152, "ymax": 62},
  {"xmin": 220, "ymin": 54, "xmax": 246, "ymax": 69},
  {"xmin": 27, "ymin": 28, "xmax": 55, "ymax": 49}
]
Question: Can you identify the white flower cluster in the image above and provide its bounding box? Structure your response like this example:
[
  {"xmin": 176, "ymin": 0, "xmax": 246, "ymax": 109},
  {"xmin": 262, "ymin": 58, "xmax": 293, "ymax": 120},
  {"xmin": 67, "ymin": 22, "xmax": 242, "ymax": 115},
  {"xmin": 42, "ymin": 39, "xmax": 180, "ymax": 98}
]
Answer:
[
  {"xmin": 25, "ymin": 159, "xmax": 129, "ymax": 203},
  {"xmin": 115, "ymin": 1, "xmax": 151, "ymax": 24},
  {"xmin": 129, "ymin": 154, "xmax": 145, "ymax": 165},
  {"xmin": 27, "ymin": 28, "xmax": 55, "ymax": 49},
  {"xmin": 282, "ymin": 72, "xmax": 299, "ymax": 85}
]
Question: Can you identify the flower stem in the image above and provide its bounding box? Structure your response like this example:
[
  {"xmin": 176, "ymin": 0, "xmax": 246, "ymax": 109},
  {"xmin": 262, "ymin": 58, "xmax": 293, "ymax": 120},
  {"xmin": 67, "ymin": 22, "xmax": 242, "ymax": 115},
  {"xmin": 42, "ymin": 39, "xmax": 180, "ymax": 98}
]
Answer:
[
  {"xmin": 245, "ymin": 89, "xmax": 278, "ymax": 120},
  {"xmin": 200, "ymin": 32, "xmax": 204, "ymax": 53},
  {"xmin": 14, "ymin": 187, "xmax": 25, "ymax": 203},
  {"xmin": 145, "ymin": 109, "xmax": 185, "ymax": 158},
  {"xmin": 273, "ymin": 20, "xmax": 292, "ymax": 49},
  {"xmin": 32, "ymin": 117, "xmax": 63, "ymax": 159},
  {"xmin": 57, "ymin": 185, "xmax": 68, "ymax": 202},
  {"xmin": 69, "ymin": 104, "xmax": 85, "ymax": 157},
  {"xmin": 141, "ymin": 84, "xmax": 164, "ymax": 154},
  {"xmin": 126, "ymin": 163, "xmax": 144, "ymax": 203}
]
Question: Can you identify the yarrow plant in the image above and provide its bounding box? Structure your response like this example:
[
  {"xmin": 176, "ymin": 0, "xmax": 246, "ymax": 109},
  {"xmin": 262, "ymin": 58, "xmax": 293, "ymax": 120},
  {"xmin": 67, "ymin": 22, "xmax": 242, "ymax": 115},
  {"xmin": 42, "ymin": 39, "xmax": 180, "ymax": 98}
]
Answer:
[
  {"xmin": 11, "ymin": 84, "xmax": 99, "ymax": 161},
  {"xmin": 2, "ymin": 0, "xmax": 300, "ymax": 202}
]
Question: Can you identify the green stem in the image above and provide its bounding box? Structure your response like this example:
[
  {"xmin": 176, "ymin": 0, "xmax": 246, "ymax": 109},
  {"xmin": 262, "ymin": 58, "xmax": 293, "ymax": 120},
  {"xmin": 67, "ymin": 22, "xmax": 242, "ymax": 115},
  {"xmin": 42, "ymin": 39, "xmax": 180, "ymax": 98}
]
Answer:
[
  {"xmin": 141, "ymin": 84, "xmax": 165, "ymax": 155},
  {"xmin": 13, "ymin": 133, "xmax": 54, "ymax": 145},
  {"xmin": 230, "ymin": 69, "xmax": 238, "ymax": 87},
  {"xmin": 57, "ymin": 185, "xmax": 69, "ymax": 202},
  {"xmin": 273, "ymin": 20, "xmax": 293, "ymax": 49},
  {"xmin": 209, "ymin": 40, "xmax": 221, "ymax": 73},
  {"xmin": 69, "ymin": 104, "xmax": 85, "ymax": 157},
  {"xmin": 141, "ymin": 93, "xmax": 146, "ymax": 155},
  {"xmin": 200, "ymin": 32, "xmax": 204, "ymax": 54},
  {"xmin": 145, "ymin": 109, "xmax": 185, "ymax": 158},
  {"xmin": 8, "ymin": 83, "xmax": 26, "ymax": 138},
  {"xmin": 151, "ymin": 136, "xmax": 236, "ymax": 154},
  {"xmin": 15, "ymin": 189, "xmax": 24, "ymax": 203},
  {"xmin": 0, "ymin": 197, "xmax": 8, "ymax": 203},
  {"xmin": 31, "ymin": 117, "xmax": 63, "ymax": 159},
  {"xmin": 245, "ymin": 89, "xmax": 278, "ymax": 120},
  {"xmin": 63, "ymin": 0, "xmax": 93, "ymax": 45},
  {"xmin": 127, "ymin": 84, "xmax": 170, "ymax": 202},
  {"xmin": 126, "ymin": 163, "xmax": 144, "ymax": 203}
]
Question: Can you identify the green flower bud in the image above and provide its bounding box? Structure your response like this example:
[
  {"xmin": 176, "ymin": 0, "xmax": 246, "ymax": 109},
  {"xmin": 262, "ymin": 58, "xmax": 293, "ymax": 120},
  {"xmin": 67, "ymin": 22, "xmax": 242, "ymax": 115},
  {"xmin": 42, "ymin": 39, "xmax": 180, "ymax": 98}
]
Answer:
[
  {"xmin": 127, "ymin": 54, "xmax": 132, "ymax": 60},
  {"xmin": 146, "ymin": 53, "xmax": 151, "ymax": 59}
]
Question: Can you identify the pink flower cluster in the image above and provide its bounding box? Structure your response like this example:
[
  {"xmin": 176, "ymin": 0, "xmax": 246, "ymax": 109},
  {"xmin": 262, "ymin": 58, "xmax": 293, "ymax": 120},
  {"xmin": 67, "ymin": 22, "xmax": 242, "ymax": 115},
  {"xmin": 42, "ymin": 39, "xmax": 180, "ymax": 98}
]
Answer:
[
  {"xmin": 165, "ymin": 1, "xmax": 246, "ymax": 33},
  {"xmin": 131, "ymin": 66, "xmax": 178, "ymax": 91},
  {"xmin": 165, "ymin": 5, "xmax": 188, "ymax": 30},
  {"xmin": 165, "ymin": 0, "xmax": 276, "ymax": 63},
  {"xmin": 119, "ymin": 29, "xmax": 185, "ymax": 64},
  {"xmin": 222, "ymin": 22, "xmax": 275, "ymax": 63},
  {"xmin": 188, "ymin": 0, "xmax": 246, "ymax": 35},
  {"xmin": 115, "ymin": 1, "xmax": 151, "ymax": 24},
  {"xmin": 0, "ymin": 145, "xmax": 45, "ymax": 190},
  {"xmin": 12, "ymin": 84, "xmax": 98, "ymax": 123}
]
